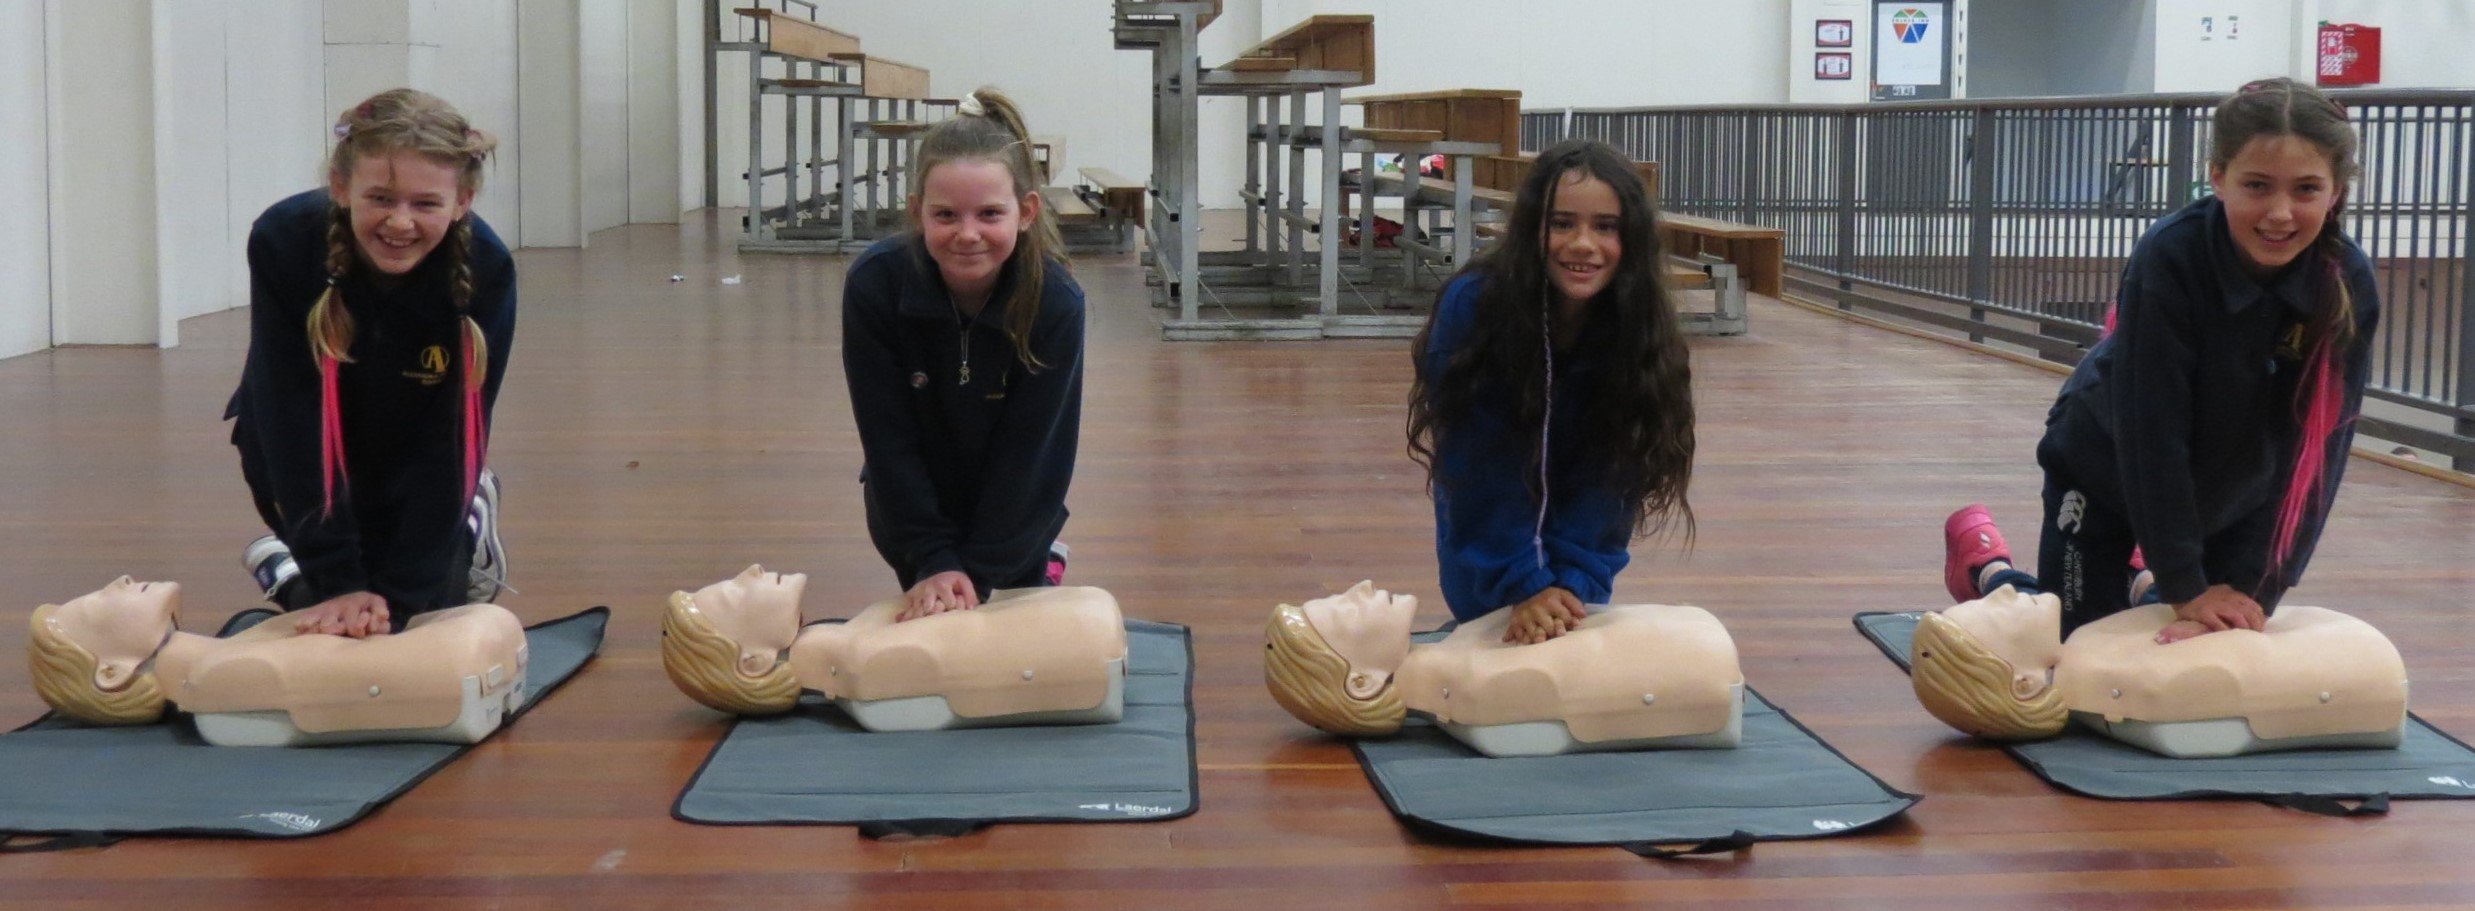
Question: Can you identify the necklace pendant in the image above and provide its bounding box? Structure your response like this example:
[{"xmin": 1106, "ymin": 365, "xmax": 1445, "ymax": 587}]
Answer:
[{"xmin": 959, "ymin": 360, "xmax": 971, "ymax": 386}]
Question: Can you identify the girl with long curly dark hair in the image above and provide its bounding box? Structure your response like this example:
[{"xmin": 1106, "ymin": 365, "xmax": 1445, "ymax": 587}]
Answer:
[{"xmin": 1407, "ymin": 140, "xmax": 1696, "ymax": 645}]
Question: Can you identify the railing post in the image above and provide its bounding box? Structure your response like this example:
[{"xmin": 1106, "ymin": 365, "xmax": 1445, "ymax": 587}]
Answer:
[
  {"xmin": 2165, "ymin": 101, "xmax": 2197, "ymax": 209},
  {"xmin": 1835, "ymin": 111, "xmax": 1859, "ymax": 308},
  {"xmin": 1739, "ymin": 111, "xmax": 1760, "ymax": 225},
  {"xmin": 1966, "ymin": 107, "xmax": 1996, "ymax": 343},
  {"xmin": 2457, "ymin": 104, "xmax": 2475, "ymax": 472}
]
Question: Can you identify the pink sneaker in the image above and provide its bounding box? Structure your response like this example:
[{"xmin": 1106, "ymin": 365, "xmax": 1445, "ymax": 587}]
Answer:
[
  {"xmin": 1942, "ymin": 504, "xmax": 2012, "ymax": 603},
  {"xmin": 1043, "ymin": 542, "xmax": 1070, "ymax": 586}
]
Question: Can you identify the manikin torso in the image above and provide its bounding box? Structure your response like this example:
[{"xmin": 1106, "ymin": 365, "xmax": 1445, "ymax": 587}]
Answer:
[
  {"xmin": 1281, "ymin": 581, "xmax": 1745, "ymax": 757},
  {"xmin": 1913, "ymin": 585, "xmax": 2407, "ymax": 757},
  {"xmin": 33, "ymin": 576, "xmax": 529, "ymax": 746},
  {"xmin": 665, "ymin": 566, "xmax": 1128, "ymax": 730}
]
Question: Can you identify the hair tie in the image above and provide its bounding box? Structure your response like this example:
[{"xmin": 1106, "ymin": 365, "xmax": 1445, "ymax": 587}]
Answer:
[
  {"xmin": 333, "ymin": 122, "xmax": 351, "ymax": 140},
  {"xmin": 958, "ymin": 93, "xmax": 986, "ymax": 118}
]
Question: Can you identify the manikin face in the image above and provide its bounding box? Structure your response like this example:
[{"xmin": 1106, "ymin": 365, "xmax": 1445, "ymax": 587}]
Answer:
[
  {"xmin": 912, "ymin": 159, "xmax": 1041, "ymax": 303},
  {"xmin": 1545, "ymin": 172, "xmax": 1624, "ymax": 307},
  {"xmin": 687, "ymin": 565, "xmax": 807, "ymax": 677},
  {"xmin": 50, "ymin": 576, "xmax": 182, "ymax": 691},
  {"xmin": 2209, "ymin": 134, "xmax": 2339, "ymax": 276},
  {"xmin": 1301, "ymin": 581, "xmax": 1418, "ymax": 698},
  {"xmin": 328, "ymin": 151, "xmax": 474, "ymax": 276}
]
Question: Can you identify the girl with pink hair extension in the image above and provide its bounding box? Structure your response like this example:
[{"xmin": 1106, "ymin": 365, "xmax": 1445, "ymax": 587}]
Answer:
[
  {"xmin": 1943, "ymin": 77, "xmax": 2379, "ymax": 645},
  {"xmin": 227, "ymin": 89, "xmax": 518, "ymax": 639}
]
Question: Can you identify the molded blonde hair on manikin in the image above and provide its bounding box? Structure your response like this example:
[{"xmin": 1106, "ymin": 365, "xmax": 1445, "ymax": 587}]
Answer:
[
  {"xmin": 1909, "ymin": 611, "xmax": 2068, "ymax": 741},
  {"xmin": 659, "ymin": 591, "xmax": 801, "ymax": 716},
  {"xmin": 1263, "ymin": 602, "xmax": 1407, "ymax": 737},
  {"xmin": 25, "ymin": 603, "xmax": 168, "ymax": 726}
]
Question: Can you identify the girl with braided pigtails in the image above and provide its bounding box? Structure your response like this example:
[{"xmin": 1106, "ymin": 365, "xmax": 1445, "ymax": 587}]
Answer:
[{"xmin": 227, "ymin": 89, "xmax": 516, "ymax": 638}]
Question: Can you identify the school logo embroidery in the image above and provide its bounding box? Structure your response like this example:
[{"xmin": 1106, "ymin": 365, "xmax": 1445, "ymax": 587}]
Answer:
[
  {"xmin": 910, "ymin": 371, "xmax": 929, "ymax": 389},
  {"xmin": 403, "ymin": 345, "xmax": 448, "ymax": 385},
  {"xmin": 2278, "ymin": 323, "xmax": 2307, "ymax": 362},
  {"xmin": 1891, "ymin": 8, "xmax": 1931, "ymax": 43},
  {"xmin": 2056, "ymin": 490, "xmax": 2087, "ymax": 535}
]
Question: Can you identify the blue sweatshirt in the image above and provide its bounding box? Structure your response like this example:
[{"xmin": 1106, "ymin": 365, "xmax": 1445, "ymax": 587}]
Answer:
[
  {"xmin": 2041, "ymin": 196, "xmax": 2379, "ymax": 607},
  {"xmin": 1425, "ymin": 273, "xmax": 1634, "ymax": 622},
  {"xmin": 226, "ymin": 189, "xmax": 517, "ymax": 609},
  {"xmin": 841, "ymin": 234, "xmax": 1085, "ymax": 594}
]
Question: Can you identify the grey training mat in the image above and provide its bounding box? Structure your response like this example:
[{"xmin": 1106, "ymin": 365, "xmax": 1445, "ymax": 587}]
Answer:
[
  {"xmin": 672, "ymin": 619, "xmax": 1196, "ymax": 836},
  {"xmin": 1349, "ymin": 631, "xmax": 1920, "ymax": 855},
  {"xmin": 1854, "ymin": 611, "xmax": 2475, "ymax": 812},
  {"xmin": 0, "ymin": 607, "xmax": 608, "ymax": 849}
]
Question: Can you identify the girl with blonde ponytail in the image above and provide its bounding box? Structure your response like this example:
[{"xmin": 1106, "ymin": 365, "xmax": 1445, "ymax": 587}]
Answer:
[
  {"xmin": 842, "ymin": 85, "xmax": 1087, "ymax": 622},
  {"xmin": 227, "ymin": 88, "xmax": 518, "ymax": 639},
  {"xmin": 1942, "ymin": 77, "xmax": 2380, "ymax": 646}
]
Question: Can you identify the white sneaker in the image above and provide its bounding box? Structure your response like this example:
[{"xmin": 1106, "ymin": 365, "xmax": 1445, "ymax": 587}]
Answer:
[
  {"xmin": 242, "ymin": 534, "xmax": 299, "ymax": 602},
  {"xmin": 466, "ymin": 468, "xmax": 512, "ymax": 603}
]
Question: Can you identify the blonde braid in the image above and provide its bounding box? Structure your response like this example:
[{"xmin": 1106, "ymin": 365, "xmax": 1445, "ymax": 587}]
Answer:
[{"xmin": 307, "ymin": 205, "xmax": 357, "ymax": 364}]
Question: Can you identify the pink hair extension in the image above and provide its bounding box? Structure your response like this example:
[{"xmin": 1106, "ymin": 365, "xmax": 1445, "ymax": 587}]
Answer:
[
  {"xmin": 318, "ymin": 354, "xmax": 349, "ymax": 516},
  {"xmin": 2267, "ymin": 262, "xmax": 2353, "ymax": 584},
  {"xmin": 459, "ymin": 322, "xmax": 489, "ymax": 504},
  {"xmin": 2101, "ymin": 299, "xmax": 2118, "ymax": 338}
]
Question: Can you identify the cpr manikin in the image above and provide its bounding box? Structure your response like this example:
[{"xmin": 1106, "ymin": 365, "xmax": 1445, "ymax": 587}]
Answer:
[
  {"xmin": 27, "ymin": 576, "xmax": 529, "ymax": 746},
  {"xmin": 1908, "ymin": 585, "xmax": 2408, "ymax": 758},
  {"xmin": 1264, "ymin": 580, "xmax": 1745, "ymax": 757},
  {"xmin": 660, "ymin": 565, "xmax": 1127, "ymax": 730}
]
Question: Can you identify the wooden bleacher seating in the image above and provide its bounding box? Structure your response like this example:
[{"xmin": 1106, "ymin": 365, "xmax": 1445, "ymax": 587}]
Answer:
[
  {"xmin": 1078, "ymin": 167, "xmax": 1146, "ymax": 229},
  {"xmin": 1221, "ymin": 15, "xmax": 1375, "ymax": 85},
  {"xmin": 732, "ymin": 8, "xmax": 860, "ymax": 62},
  {"xmin": 829, "ymin": 53, "xmax": 930, "ymax": 99},
  {"xmin": 1040, "ymin": 186, "xmax": 1100, "ymax": 224}
]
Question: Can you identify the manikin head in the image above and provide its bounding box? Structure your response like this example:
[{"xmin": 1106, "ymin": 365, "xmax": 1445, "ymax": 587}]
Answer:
[
  {"xmin": 660, "ymin": 565, "xmax": 808, "ymax": 715},
  {"xmin": 1264, "ymin": 581, "xmax": 1418, "ymax": 736},
  {"xmin": 1910, "ymin": 585, "xmax": 2069, "ymax": 740},
  {"xmin": 26, "ymin": 576, "xmax": 182, "ymax": 725}
]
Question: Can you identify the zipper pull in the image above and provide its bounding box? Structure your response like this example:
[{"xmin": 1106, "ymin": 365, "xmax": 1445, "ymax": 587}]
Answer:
[{"xmin": 958, "ymin": 327, "xmax": 972, "ymax": 386}]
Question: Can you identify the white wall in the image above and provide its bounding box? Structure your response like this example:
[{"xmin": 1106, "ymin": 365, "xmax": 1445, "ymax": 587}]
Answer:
[
  {"xmin": 519, "ymin": 0, "xmax": 583, "ymax": 246},
  {"xmin": 581, "ymin": 0, "xmax": 629, "ymax": 233},
  {"xmin": 149, "ymin": 1, "xmax": 326, "ymax": 344},
  {"xmin": 630, "ymin": 0, "xmax": 684, "ymax": 222},
  {"xmin": 0, "ymin": 0, "xmax": 49, "ymax": 359},
  {"xmin": 2152, "ymin": 0, "xmax": 2295, "ymax": 92},
  {"xmin": 431, "ymin": 0, "xmax": 522, "ymax": 238},
  {"xmin": 48, "ymin": 0, "xmax": 158, "ymax": 346}
]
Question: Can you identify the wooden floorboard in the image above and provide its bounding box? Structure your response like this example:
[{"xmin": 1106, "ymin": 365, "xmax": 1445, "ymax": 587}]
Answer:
[{"xmin": 2, "ymin": 212, "xmax": 2470, "ymax": 909}]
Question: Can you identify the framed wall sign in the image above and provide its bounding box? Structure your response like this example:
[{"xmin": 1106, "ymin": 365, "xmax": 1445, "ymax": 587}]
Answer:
[{"xmin": 1817, "ymin": 19, "xmax": 1854, "ymax": 48}]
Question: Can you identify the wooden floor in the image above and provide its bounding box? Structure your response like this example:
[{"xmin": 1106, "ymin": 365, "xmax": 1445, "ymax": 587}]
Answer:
[{"xmin": 4, "ymin": 212, "xmax": 2472, "ymax": 910}]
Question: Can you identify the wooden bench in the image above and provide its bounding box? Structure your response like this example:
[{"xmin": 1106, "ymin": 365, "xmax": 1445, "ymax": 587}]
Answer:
[
  {"xmin": 1078, "ymin": 167, "xmax": 1146, "ymax": 228},
  {"xmin": 1487, "ymin": 154, "xmax": 1660, "ymax": 201},
  {"xmin": 731, "ymin": 8, "xmax": 860, "ymax": 63},
  {"xmin": 828, "ymin": 53, "xmax": 929, "ymax": 99},
  {"xmin": 1656, "ymin": 212, "xmax": 1784, "ymax": 297},
  {"xmin": 1349, "ymin": 89, "xmax": 1520, "ymax": 177},
  {"xmin": 1217, "ymin": 15, "xmax": 1374, "ymax": 85},
  {"xmin": 1040, "ymin": 186, "xmax": 1100, "ymax": 224}
]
